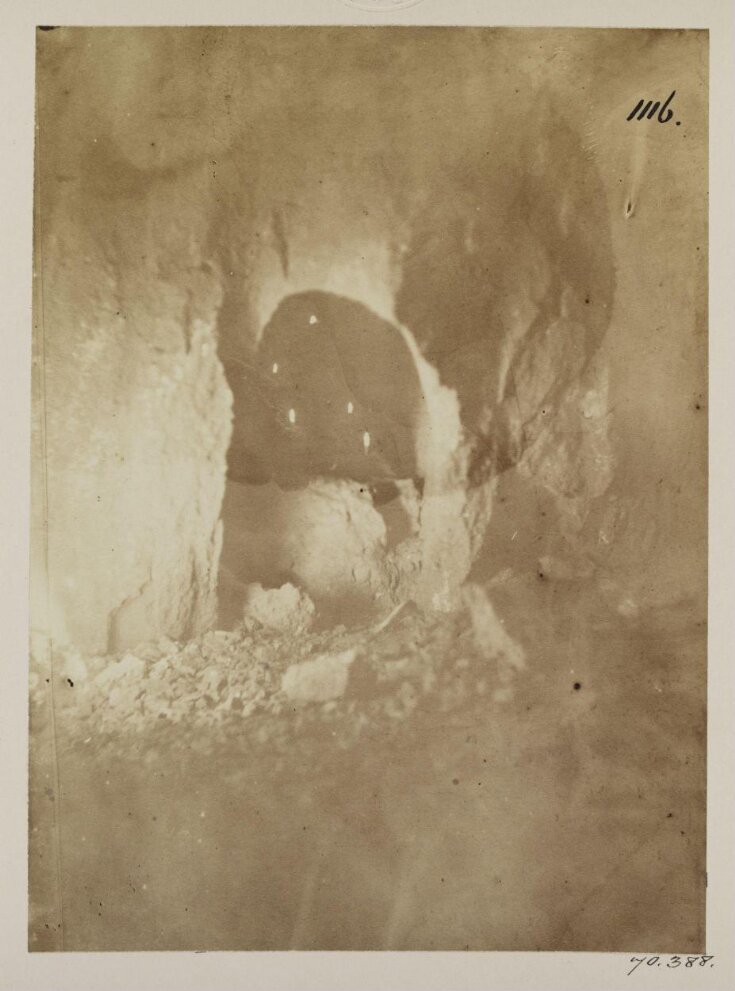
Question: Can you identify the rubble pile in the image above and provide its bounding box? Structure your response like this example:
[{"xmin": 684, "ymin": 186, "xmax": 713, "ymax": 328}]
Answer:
[{"xmin": 31, "ymin": 584, "xmax": 525, "ymax": 763}]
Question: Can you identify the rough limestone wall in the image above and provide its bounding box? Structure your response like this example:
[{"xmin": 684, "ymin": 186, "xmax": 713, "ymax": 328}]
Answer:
[
  {"xmin": 33, "ymin": 29, "xmax": 234, "ymax": 653},
  {"xmin": 34, "ymin": 28, "xmax": 693, "ymax": 647},
  {"xmin": 476, "ymin": 30, "xmax": 708, "ymax": 611},
  {"xmin": 216, "ymin": 29, "xmax": 616, "ymax": 621}
]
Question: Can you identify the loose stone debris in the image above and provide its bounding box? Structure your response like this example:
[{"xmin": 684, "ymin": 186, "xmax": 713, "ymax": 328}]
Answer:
[{"xmin": 30, "ymin": 583, "xmax": 526, "ymax": 761}]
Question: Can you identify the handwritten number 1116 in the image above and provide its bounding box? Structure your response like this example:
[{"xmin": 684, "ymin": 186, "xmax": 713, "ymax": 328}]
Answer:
[
  {"xmin": 627, "ymin": 955, "xmax": 714, "ymax": 975},
  {"xmin": 626, "ymin": 90, "xmax": 679, "ymax": 124}
]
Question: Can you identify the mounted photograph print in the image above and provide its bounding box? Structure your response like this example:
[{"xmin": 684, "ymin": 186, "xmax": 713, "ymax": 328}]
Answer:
[{"xmin": 30, "ymin": 25, "xmax": 707, "ymax": 951}]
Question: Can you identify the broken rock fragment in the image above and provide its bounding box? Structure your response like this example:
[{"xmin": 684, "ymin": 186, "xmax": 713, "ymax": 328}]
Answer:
[
  {"xmin": 281, "ymin": 648, "xmax": 357, "ymax": 704},
  {"xmin": 241, "ymin": 582, "xmax": 315, "ymax": 634}
]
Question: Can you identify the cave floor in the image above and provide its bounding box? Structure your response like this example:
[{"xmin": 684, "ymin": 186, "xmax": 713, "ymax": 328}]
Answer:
[{"xmin": 29, "ymin": 573, "xmax": 706, "ymax": 951}]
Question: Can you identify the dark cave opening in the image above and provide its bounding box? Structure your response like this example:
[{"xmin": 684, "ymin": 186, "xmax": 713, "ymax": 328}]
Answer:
[{"xmin": 217, "ymin": 291, "xmax": 431, "ymax": 630}]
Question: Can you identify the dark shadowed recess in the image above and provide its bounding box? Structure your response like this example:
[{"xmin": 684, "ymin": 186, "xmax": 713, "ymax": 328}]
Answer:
[
  {"xmin": 225, "ymin": 292, "xmax": 424, "ymax": 491},
  {"xmin": 217, "ymin": 104, "xmax": 614, "ymax": 503}
]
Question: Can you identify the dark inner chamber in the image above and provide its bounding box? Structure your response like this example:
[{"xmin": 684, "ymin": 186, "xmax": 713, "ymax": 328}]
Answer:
[{"xmin": 226, "ymin": 291, "xmax": 425, "ymax": 492}]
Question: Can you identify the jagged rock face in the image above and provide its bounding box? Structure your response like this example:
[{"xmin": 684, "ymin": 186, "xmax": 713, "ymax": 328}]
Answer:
[
  {"xmin": 34, "ymin": 27, "xmax": 614, "ymax": 647},
  {"xmin": 217, "ymin": 60, "xmax": 616, "ymax": 625},
  {"xmin": 33, "ymin": 31, "xmax": 236, "ymax": 653},
  {"xmin": 395, "ymin": 113, "xmax": 615, "ymax": 485},
  {"xmin": 33, "ymin": 27, "xmax": 705, "ymax": 649},
  {"xmin": 31, "ymin": 167, "xmax": 232, "ymax": 653}
]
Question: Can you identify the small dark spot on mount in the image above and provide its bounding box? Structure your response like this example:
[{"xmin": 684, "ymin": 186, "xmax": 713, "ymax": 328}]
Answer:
[
  {"xmin": 538, "ymin": 571, "xmax": 545, "ymax": 579},
  {"xmin": 573, "ymin": 682, "xmax": 581, "ymax": 691},
  {"xmin": 452, "ymin": 778, "xmax": 459, "ymax": 785},
  {"xmin": 667, "ymin": 812, "xmax": 674, "ymax": 818},
  {"xmin": 585, "ymin": 297, "xmax": 590, "ymax": 304},
  {"xmin": 695, "ymin": 403, "xmax": 702, "ymax": 410},
  {"xmin": 66, "ymin": 678, "xmax": 74, "ymax": 687},
  {"xmin": 676, "ymin": 121, "xmax": 681, "ymax": 126}
]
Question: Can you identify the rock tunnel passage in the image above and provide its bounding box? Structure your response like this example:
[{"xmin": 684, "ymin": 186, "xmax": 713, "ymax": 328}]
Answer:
[
  {"xmin": 218, "ymin": 290, "xmax": 472, "ymax": 630},
  {"xmin": 30, "ymin": 26, "xmax": 707, "ymax": 954}
]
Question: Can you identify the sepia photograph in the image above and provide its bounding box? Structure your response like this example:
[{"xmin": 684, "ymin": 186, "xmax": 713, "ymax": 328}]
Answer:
[{"xmin": 28, "ymin": 23, "xmax": 709, "ymax": 954}]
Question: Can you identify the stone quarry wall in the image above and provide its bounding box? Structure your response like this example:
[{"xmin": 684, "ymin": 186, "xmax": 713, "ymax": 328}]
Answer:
[
  {"xmin": 32, "ymin": 29, "xmax": 234, "ymax": 653},
  {"xmin": 32, "ymin": 27, "xmax": 707, "ymax": 652}
]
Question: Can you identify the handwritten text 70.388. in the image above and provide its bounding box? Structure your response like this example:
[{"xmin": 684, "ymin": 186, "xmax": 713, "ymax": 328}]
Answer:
[{"xmin": 627, "ymin": 954, "xmax": 714, "ymax": 975}]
